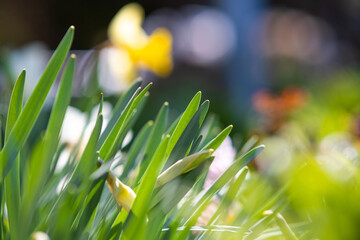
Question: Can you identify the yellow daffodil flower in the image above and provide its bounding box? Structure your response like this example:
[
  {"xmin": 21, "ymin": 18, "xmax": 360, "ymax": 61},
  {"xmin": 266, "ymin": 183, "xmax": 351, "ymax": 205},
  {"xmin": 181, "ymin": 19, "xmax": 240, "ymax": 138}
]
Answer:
[{"xmin": 108, "ymin": 3, "xmax": 173, "ymax": 82}]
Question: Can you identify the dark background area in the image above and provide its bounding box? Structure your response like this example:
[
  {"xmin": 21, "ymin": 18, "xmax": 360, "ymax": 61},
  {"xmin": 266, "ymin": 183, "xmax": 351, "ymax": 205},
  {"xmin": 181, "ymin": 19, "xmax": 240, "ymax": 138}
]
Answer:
[
  {"xmin": 1, "ymin": 0, "xmax": 359, "ymax": 58},
  {"xmin": 0, "ymin": 0, "xmax": 210, "ymax": 49}
]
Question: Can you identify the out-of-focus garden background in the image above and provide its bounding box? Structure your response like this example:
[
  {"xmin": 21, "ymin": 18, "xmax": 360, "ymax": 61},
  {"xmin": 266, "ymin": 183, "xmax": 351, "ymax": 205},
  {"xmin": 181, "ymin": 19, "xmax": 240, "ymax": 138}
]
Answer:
[
  {"xmin": 1, "ymin": 0, "xmax": 360, "ymax": 134},
  {"xmin": 1, "ymin": 0, "xmax": 360, "ymax": 239}
]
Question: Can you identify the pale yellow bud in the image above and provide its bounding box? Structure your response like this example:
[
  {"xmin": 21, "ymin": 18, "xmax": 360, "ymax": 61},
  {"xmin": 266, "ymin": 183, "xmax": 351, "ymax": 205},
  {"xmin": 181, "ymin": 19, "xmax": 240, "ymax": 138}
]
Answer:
[
  {"xmin": 106, "ymin": 171, "xmax": 136, "ymax": 212},
  {"xmin": 31, "ymin": 231, "xmax": 50, "ymax": 240}
]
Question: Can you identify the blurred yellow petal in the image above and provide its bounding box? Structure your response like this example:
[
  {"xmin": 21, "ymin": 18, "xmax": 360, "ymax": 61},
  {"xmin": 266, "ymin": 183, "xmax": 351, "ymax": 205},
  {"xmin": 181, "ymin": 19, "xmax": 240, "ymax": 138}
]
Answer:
[
  {"xmin": 108, "ymin": 3, "xmax": 173, "ymax": 78},
  {"xmin": 107, "ymin": 47, "xmax": 137, "ymax": 83},
  {"xmin": 108, "ymin": 3, "xmax": 147, "ymax": 49},
  {"xmin": 131, "ymin": 28, "xmax": 173, "ymax": 77},
  {"xmin": 106, "ymin": 171, "xmax": 136, "ymax": 212}
]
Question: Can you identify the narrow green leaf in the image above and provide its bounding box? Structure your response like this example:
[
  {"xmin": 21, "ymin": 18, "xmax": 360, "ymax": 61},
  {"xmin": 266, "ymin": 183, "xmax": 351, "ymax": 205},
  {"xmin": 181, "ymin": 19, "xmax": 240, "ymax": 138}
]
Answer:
[
  {"xmin": 18, "ymin": 136, "xmax": 45, "ymax": 239},
  {"xmin": 53, "ymin": 103, "xmax": 104, "ymax": 238},
  {"xmin": 242, "ymin": 211, "xmax": 277, "ymax": 240},
  {"xmin": 274, "ymin": 213, "xmax": 299, "ymax": 240},
  {"xmin": 48, "ymin": 142, "xmax": 67, "ymax": 178},
  {"xmin": 178, "ymin": 146, "xmax": 264, "ymax": 238},
  {"xmin": 239, "ymin": 135, "xmax": 259, "ymax": 155},
  {"xmin": 155, "ymin": 149, "xmax": 214, "ymax": 188},
  {"xmin": 45, "ymin": 98, "xmax": 103, "ymax": 240},
  {"xmin": 0, "ymin": 183, "xmax": 4, "ymax": 239},
  {"xmin": 148, "ymin": 160, "xmax": 213, "ymax": 240},
  {"xmin": 110, "ymin": 209, "xmax": 128, "ymax": 237},
  {"xmin": 136, "ymin": 102, "xmax": 169, "ymax": 183},
  {"xmin": 164, "ymin": 176, "xmax": 206, "ymax": 239},
  {"xmin": 19, "ymin": 55, "xmax": 76, "ymax": 239},
  {"xmin": 4, "ymin": 70, "xmax": 25, "ymax": 240},
  {"xmin": 111, "ymin": 92, "xmax": 149, "ymax": 155},
  {"xmin": 72, "ymin": 176, "xmax": 107, "ymax": 238},
  {"xmin": 188, "ymin": 135, "xmax": 203, "ymax": 155},
  {"xmin": 122, "ymin": 135, "xmax": 170, "ymax": 240},
  {"xmin": 164, "ymin": 100, "xmax": 209, "ymax": 169},
  {"xmin": 233, "ymin": 185, "xmax": 287, "ymax": 239},
  {"xmin": 252, "ymin": 222, "xmax": 308, "ymax": 240},
  {"xmin": 98, "ymin": 79, "xmax": 142, "ymax": 145},
  {"xmin": 90, "ymin": 157, "xmax": 115, "ymax": 181},
  {"xmin": 71, "ymin": 112, "xmax": 103, "ymax": 189},
  {"xmin": 4, "ymin": 70, "xmax": 25, "ymax": 139},
  {"xmin": 0, "ymin": 116, "xmax": 3, "ymax": 150},
  {"xmin": 201, "ymin": 124, "xmax": 233, "ymax": 151},
  {"xmin": 166, "ymin": 114, "xmax": 181, "ymax": 136},
  {"xmin": 242, "ymin": 184, "xmax": 287, "ymax": 226},
  {"xmin": 99, "ymin": 83, "xmax": 152, "ymax": 161},
  {"xmin": 166, "ymin": 91, "xmax": 201, "ymax": 156},
  {"xmin": 89, "ymin": 188, "xmax": 118, "ymax": 238},
  {"xmin": 198, "ymin": 146, "xmax": 264, "ymax": 213},
  {"xmin": 208, "ymin": 167, "xmax": 249, "ymax": 225},
  {"xmin": 149, "ymin": 158, "xmax": 213, "ymax": 217},
  {"xmin": 0, "ymin": 26, "xmax": 74, "ymax": 180},
  {"xmin": 121, "ymin": 120, "xmax": 153, "ymax": 179},
  {"xmin": 43, "ymin": 54, "xmax": 76, "ymax": 172},
  {"xmin": 197, "ymin": 114, "xmax": 219, "ymax": 150}
]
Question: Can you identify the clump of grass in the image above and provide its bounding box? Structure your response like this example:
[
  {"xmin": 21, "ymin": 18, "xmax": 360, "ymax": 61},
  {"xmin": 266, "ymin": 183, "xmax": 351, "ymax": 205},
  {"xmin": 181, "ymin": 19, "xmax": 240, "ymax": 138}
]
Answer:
[{"xmin": 0, "ymin": 26, "xmax": 308, "ymax": 240}]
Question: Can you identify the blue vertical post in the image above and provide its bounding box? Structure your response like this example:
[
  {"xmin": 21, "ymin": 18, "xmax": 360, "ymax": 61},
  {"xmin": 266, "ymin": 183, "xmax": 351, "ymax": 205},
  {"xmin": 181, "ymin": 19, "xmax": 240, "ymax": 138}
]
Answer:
[{"xmin": 216, "ymin": 0, "xmax": 266, "ymax": 130}]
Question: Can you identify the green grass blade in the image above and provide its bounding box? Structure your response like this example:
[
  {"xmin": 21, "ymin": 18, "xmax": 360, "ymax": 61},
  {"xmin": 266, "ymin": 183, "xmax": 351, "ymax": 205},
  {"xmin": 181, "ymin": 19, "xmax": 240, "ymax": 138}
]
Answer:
[
  {"xmin": 0, "ymin": 26, "xmax": 74, "ymax": 180},
  {"xmin": 72, "ymin": 177, "xmax": 107, "ymax": 238},
  {"xmin": 188, "ymin": 135, "xmax": 203, "ymax": 155},
  {"xmin": 42, "ymin": 54, "xmax": 76, "ymax": 172},
  {"xmin": 136, "ymin": 102, "xmax": 169, "ymax": 183},
  {"xmin": 149, "ymin": 158, "xmax": 212, "ymax": 218},
  {"xmin": 18, "ymin": 136, "xmax": 45, "ymax": 239},
  {"xmin": 20, "ymin": 55, "xmax": 76, "ymax": 239},
  {"xmin": 239, "ymin": 184, "xmax": 288, "ymax": 226},
  {"xmin": 155, "ymin": 149, "xmax": 214, "ymax": 188},
  {"xmin": 4, "ymin": 70, "xmax": 25, "ymax": 240},
  {"xmin": 164, "ymin": 100, "xmax": 209, "ymax": 170},
  {"xmin": 121, "ymin": 120, "xmax": 153, "ymax": 179},
  {"xmin": 71, "ymin": 105, "xmax": 103, "ymax": 189},
  {"xmin": 0, "ymin": 116, "xmax": 3, "ymax": 150},
  {"xmin": 122, "ymin": 135, "xmax": 170, "ymax": 240},
  {"xmin": 48, "ymin": 142, "xmax": 66, "ymax": 178},
  {"xmin": 239, "ymin": 135, "xmax": 259, "ymax": 155},
  {"xmin": 200, "ymin": 145, "xmax": 264, "ymax": 211},
  {"xmin": 197, "ymin": 115, "xmax": 219, "ymax": 150},
  {"xmin": 201, "ymin": 124, "xmax": 233, "ymax": 151},
  {"xmin": 4, "ymin": 70, "xmax": 25, "ymax": 139},
  {"xmin": 242, "ymin": 211, "xmax": 277, "ymax": 240},
  {"xmin": 89, "ymin": 187, "xmax": 117, "ymax": 238},
  {"xmin": 112, "ymin": 92, "xmax": 149, "ymax": 154},
  {"xmin": 0, "ymin": 184, "xmax": 3, "ymax": 239},
  {"xmin": 166, "ymin": 91, "xmax": 201, "ymax": 156},
  {"xmin": 98, "ymin": 79, "xmax": 142, "ymax": 146},
  {"xmin": 99, "ymin": 83, "xmax": 152, "ymax": 161},
  {"xmin": 166, "ymin": 114, "xmax": 181, "ymax": 136},
  {"xmin": 208, "ymin": 167, "xmax": 249, "ymax": 225},
  {"xmin": 52, "ymin": 102, "xmax": 104, "ymax": 238},
  {"xmin": 274, "ymin": 213, "xmax": 299, "ymax": 240},
  {"xmin": 198, "ymin": 100, "xmax": 209, "ymax": 126},
  {"xmin": 177, "ymin": 146, "xmax": 264, "ymax": 238}
]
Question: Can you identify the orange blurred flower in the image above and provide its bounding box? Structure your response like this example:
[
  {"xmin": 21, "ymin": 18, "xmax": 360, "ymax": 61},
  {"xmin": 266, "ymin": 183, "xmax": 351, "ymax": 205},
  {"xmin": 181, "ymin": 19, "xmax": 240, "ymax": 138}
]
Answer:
[{"xmin": 252, "ymin": 87, "xmax": 307, "ymax": 132}]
